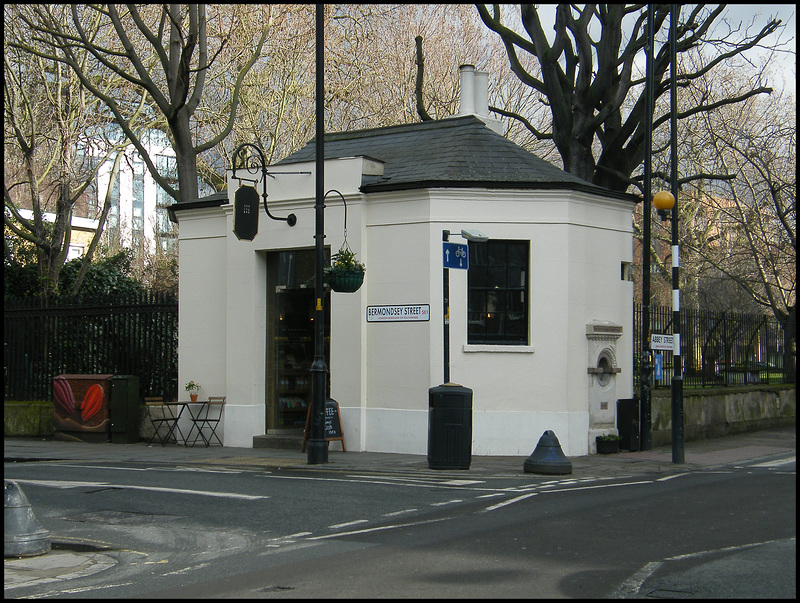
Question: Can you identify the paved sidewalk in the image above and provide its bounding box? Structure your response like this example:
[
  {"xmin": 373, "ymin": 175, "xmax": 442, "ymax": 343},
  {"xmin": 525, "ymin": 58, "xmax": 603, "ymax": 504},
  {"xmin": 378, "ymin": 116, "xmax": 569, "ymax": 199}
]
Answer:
[
  {"xmin": 4, "ymin": 426, "xmax": 795, "ymax": 593},
  {"xmin": 4, "ymin": 425, "xmax": 796, "ymax": 477}
]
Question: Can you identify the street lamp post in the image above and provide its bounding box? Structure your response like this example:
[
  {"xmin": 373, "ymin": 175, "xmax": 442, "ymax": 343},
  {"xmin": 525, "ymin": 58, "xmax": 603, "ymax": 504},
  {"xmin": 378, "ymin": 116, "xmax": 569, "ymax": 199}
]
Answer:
[
  {"xmin": 649, "ymin": 4, "xmax": 684, "ymax": 465},
  {"xmin": 442, "ymin": 230, "xmax": 452, "ymax": 384},
  {"xmin": 307, "ymin": 3, "xmax": 328, "ymax": 464},
  {"xmin": 640, "ymin": 3, "xmax": 656, "ymax": 451},
  {"xmin": 667, "ymin": 4, "xmax": 684, "ymax": 464},
  {"xmin": 441, "ymin": 228, "xmax": 488, "ymax": 383}
]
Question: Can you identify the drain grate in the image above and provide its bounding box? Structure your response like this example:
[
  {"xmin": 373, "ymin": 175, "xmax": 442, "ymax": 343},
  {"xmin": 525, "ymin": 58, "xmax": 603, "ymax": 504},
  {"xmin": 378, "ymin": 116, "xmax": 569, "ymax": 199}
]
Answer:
[
  {"xmin": 646, "ymin": 588, "xmax": 695, "ymax": 599},
  {"xmin": 52, "ymin": 541, "xmax": 116, "ymax": 553}
]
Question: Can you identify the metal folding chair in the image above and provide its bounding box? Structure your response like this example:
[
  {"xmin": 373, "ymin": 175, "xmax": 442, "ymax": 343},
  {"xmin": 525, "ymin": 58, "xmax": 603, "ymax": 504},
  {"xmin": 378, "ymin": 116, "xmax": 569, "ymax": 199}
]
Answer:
[
  {"xmin": 146, "ymin": 397, "xmax": 184, "ymax": 446},
  {"xmin": 189, "ymin": 396, "xmax": 225, "ymax": 447}
]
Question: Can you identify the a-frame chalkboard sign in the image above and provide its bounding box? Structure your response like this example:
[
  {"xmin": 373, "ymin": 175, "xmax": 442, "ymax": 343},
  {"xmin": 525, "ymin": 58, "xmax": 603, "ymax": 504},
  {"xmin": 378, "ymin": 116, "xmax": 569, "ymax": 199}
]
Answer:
[{"xmin": 302, "ymin": 398, "xmax": 346, "ymax": 452}]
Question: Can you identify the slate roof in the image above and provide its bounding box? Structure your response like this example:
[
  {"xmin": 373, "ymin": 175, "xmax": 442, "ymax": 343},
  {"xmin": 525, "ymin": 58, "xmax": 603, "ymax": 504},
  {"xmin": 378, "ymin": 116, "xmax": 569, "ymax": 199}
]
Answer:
[{"xmin": 276, "ymin": 115, "xmax": 637, "ymax": 203}]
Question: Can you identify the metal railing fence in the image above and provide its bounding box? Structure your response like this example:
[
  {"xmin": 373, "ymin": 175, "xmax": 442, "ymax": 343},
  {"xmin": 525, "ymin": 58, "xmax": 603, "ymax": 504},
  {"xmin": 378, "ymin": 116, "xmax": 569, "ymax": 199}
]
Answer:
[
  {"xmin": 5, "ymin": 295, "xmax": 793, "ymax": 401},
  {"xmin": 4, "ymin": 291, "xmax": 178, "ymax": 401},
  {"xmin": 634, "ymin": 303, "xmax": 794, "ymax": 389}
]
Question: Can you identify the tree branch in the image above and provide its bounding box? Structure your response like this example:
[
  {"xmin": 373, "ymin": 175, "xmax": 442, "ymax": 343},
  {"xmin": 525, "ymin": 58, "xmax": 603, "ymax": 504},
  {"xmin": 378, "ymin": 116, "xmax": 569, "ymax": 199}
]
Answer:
[
  {"xmin": 654, "ymin": 86, "xmax": 773, "ymax": 131},
  {"xmin": 476, "ymin": 4, "xmax": 546, "ymax": 93},
  {"xmin": 489, "ymin": 105, "xmax": 552, "ymax": 139},
  {"xmin": 195, "ymin": 22, "xmax": 269, "ymax": 154},
  {"xmin": 414, "ymin": 35, "xmax": 433, "ymax": 121}
]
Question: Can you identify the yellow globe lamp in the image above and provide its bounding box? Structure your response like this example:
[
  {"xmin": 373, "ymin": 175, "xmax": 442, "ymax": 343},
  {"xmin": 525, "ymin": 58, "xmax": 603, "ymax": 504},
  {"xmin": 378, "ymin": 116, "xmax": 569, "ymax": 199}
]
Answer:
[{"xmin": 653, "ymin": 190, "xmax": 675, "ymax": 220}]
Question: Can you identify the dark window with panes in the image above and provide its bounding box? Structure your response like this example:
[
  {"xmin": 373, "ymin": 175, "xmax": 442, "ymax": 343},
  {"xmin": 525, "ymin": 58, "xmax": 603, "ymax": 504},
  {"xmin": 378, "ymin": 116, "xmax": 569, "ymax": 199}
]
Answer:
[{"xmin": 468, "ymin": 240, "xmax": 529, "ymax": 344}]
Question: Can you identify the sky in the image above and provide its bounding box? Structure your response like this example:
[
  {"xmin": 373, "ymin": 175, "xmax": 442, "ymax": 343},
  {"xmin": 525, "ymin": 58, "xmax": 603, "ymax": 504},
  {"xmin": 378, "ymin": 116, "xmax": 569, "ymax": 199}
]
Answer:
[{"xmin": 722, "ymin": 4, "xmax": 796, "ymax": 93}]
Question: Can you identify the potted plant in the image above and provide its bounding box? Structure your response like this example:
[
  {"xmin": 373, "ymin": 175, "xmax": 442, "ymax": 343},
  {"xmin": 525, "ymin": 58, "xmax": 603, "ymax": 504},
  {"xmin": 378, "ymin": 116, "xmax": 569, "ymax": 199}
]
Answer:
[
  {"xmin": 596, "ymin": 433, "xmax": 620, "ymax": 454},
  {"xmin": 185, "ymin": 380, "xmax": 201, "ymax": 402},
  {"xmin": 324, "ymin": 246, "xmax": 365, "ymax": 293}
]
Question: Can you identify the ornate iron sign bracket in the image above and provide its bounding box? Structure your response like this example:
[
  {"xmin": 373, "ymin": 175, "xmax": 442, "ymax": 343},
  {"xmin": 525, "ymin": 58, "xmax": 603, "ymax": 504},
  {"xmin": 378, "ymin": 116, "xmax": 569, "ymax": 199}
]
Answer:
[{"xmin": 231, "ymin": 143, "xmax": 298, "ymax": 233}]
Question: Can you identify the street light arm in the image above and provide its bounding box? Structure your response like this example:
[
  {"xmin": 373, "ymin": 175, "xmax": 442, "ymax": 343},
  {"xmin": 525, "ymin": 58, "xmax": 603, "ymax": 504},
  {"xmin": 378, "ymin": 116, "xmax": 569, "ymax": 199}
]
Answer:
[{"xmin": 460, "ymin": 228, "xmax": 488, "ymax": 243}]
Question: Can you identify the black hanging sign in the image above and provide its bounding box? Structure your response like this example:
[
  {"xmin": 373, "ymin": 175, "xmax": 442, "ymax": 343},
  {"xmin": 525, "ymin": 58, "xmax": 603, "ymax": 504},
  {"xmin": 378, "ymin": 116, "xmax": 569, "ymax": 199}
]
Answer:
[
  {"xmin": 233, "ymin": 185, "xmax": 259, "ymax": 241},
  {"xmin": 302, "ymin": 398, "xmax": 346, "ymax": 452}
]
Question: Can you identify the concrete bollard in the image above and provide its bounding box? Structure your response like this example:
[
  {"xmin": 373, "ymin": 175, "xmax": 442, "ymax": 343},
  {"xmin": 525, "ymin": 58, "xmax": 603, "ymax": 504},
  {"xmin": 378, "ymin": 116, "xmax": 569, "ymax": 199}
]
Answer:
[{"xmin": 4, "ymin": 480, "xmax": 51, "ymax": 558}]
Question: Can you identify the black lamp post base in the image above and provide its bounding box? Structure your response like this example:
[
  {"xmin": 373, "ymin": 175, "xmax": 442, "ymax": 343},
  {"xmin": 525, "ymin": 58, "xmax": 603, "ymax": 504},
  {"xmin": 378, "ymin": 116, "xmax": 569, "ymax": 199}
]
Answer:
[{"xmin": 306, "ymin": 439, "xmax": 328, "ymax": 464}]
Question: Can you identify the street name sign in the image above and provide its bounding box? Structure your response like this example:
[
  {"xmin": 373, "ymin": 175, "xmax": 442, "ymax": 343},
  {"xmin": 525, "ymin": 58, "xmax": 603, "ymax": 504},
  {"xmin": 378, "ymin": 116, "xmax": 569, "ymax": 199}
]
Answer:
[
  {"xmin": 651, "ymin": 334, "xmax": 674, "ymax": 350},
  {"xmin": 367, "ymin": 304, "xmax": 430, "ymax": 323}
]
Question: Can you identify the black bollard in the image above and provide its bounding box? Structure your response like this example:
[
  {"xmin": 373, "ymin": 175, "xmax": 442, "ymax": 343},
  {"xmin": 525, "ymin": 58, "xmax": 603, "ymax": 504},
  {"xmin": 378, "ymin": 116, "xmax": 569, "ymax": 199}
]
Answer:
[{"xmin": 523, "ymin": 430, "xmax": 573, "ymax": 475}]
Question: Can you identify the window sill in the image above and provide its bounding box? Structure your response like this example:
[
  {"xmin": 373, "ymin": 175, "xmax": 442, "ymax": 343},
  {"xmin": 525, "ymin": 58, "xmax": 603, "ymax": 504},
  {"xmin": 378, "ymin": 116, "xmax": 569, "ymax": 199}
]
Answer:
[{"xmin": 463, "ymin": 344, "xmax": 535, "ymax": 354}]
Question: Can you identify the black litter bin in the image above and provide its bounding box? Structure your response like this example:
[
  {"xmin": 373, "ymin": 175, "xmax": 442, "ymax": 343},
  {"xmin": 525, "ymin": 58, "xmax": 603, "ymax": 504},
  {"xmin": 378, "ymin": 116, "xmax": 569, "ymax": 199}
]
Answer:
[
  {"xmin": 617, "ymin": 398, "xmax": 640, "ymax": 451},
  {"xmin": 110, "ymin": 375, "xmax": 140, "ymax": 443},
  {"xmin": 427, "ymin": 384, "xmax": 472, "ymax": 469}
]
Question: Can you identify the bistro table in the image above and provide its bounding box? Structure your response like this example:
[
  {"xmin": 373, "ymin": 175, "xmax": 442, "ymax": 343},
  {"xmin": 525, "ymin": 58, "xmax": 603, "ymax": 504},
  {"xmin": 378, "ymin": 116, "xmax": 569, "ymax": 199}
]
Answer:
[{"xmin": 181, "ymin": 400, "xmax": 211, "ymax": 446}]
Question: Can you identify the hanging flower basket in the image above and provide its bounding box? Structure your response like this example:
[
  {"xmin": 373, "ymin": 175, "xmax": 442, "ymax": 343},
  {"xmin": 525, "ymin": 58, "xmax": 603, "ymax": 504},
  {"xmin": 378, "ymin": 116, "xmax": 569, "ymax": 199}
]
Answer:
[
  {"xmin": 325, "ymin": 247, "xmax": 365, "ymax": 292},
  {"xmin": 326, "ymin": 270, "xmax": 365, "ymax": 293},
  {"xmin": 323, "ymin": 190, "xmax": 365, "ymax": 293}
]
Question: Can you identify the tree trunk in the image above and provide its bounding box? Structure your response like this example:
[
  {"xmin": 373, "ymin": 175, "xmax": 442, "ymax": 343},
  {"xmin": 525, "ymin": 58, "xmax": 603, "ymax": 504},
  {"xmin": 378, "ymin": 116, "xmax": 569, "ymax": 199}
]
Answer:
[{"xmin": 171, "ymin": 110, "xmax": 198, "ymax": 203}]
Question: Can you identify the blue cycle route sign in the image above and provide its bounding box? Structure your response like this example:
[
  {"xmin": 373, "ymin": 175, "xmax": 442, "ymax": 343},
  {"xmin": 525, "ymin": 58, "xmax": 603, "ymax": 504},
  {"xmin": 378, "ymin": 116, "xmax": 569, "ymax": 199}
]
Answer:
[{"xmin": 443, "ymin": 242, "xmax": 469, "ymax": 269}]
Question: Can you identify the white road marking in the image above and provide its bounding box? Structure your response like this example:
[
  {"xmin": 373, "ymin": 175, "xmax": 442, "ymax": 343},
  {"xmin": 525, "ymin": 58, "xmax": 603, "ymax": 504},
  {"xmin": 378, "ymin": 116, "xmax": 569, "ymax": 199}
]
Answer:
[
  {"xmin": 28, "ymin": 582, "xmax": 137, "ymax": 596},
  {"xmin": 544, "ymin": 480, "xmax": 652, "ymax": 494},
  {"xmin": 9, "ymin": 479, "xmax": 268, "ymax": 500},
  {"xmin": 259, "ymin": 474, "xmax": 483, "ymax": 490},
  {"xmin": 482, "ymin": 492, "xmax": 538, "ymax": 512},
  {"xmin": 308, "ymin": 516, "xmax": 453, "ymax": 540},
  {"xmin": 45, "ymin": 464, "xmax": 246, "ymax": 474},
  {"xmin": 283, "ymin": 532, "xmax": 313, "ymax": 539},
  {"xmin": 328, "ymin": 519, "xmax": 370, "ymax": 530},
  {"xmin": 616, "ymin": 561, "xmax": 663, "ymax": 596},
  {"xmin": 430, "ymin": 499, "xmax": 463, "ymax": 506},
  {"xmin": 484, "ymin": 479, "xmax": 656, "ymax": 512},
  {"xmin": 664, "ymin": 537, "xmax": 795, "ymax": 561},
  {"xmin": 614, "ymin": 537, "xmax": 796, "ymax": 597},
  {"xmin": 656, "ymin": 472, "xmax": 691, "ymax": 482},
  {"xmin": 163, "ymin": 562, "xmax": 212, "ymax": 577},
  {"xmin": 750, "ymin": 455, "xmax": 795, "ymax": 468},
  {"xmin": 382, "ymin": 508, "xmax": 418, "ymax": 517}
]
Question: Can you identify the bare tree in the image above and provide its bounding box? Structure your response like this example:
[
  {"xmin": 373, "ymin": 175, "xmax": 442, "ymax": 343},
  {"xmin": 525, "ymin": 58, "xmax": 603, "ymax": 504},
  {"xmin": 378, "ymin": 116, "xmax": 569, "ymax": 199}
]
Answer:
[
  {"xmin": 10, "ymin": 4, "xmax": 272, "ymax": 204},
  {"xmin": 207, "ymin": 5, "xmax": 317, "ymax": 179},
  {"xmin": 4, "ymin": 5, "xmax": 138, "ymax": 296},
  {"xmin": 210, "ymin": 4, "xmax": 546, "ymax": 170},
  {"xmin": 476, "ymin": 4, "xmax": 786, "ymax": 193},
  {"xmin": 329, "ymin": 6, "xmax": 512, "ymax": 127},
  {"xmin": 686, "ymin": 86, "xmax": 795, "ymax": 324}
]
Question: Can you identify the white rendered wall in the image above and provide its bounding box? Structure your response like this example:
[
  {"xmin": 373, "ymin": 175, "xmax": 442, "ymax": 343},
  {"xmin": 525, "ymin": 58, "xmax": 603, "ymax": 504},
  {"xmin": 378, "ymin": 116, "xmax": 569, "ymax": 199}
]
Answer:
[
  {"xmin": 355, "ymin": 188, "xmax": 634, "ymax": 457},
  {"xmin": 177, "ymin": 208, "xmax": 229, "ymax": 439},
  {"xmin": 176, "ymin": 161, "xmax": 635, "ymax": 455}
]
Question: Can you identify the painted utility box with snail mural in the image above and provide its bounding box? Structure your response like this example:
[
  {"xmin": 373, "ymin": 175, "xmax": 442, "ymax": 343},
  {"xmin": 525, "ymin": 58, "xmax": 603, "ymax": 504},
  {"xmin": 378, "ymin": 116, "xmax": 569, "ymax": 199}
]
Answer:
[{"xmin": 53, "ymin": 374, "xmax": 114, "ymax": 442}]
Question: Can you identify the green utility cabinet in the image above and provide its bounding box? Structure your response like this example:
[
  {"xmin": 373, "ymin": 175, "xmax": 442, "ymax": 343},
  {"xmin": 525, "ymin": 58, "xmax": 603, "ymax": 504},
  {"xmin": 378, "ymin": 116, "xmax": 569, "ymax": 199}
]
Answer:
[{"xmin": 110, "ymin": 375, "xmax": 140, "ymax": 443}]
